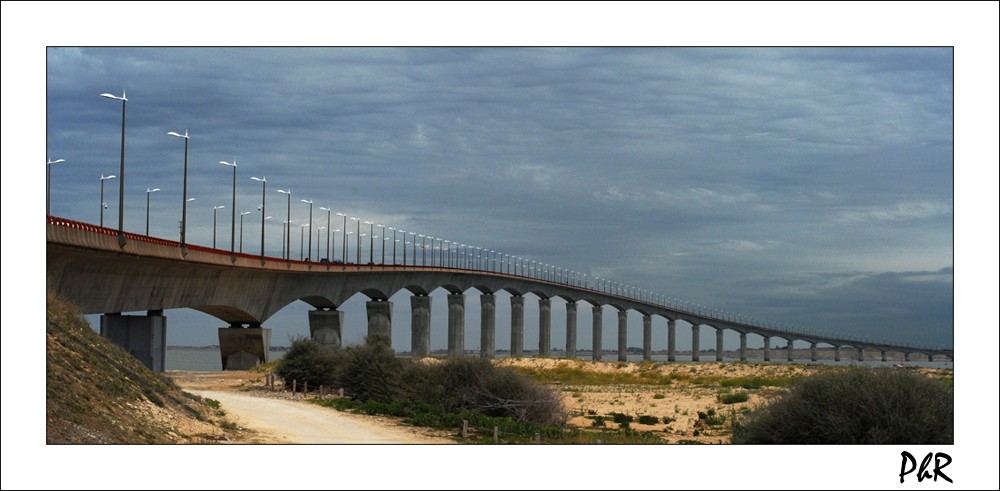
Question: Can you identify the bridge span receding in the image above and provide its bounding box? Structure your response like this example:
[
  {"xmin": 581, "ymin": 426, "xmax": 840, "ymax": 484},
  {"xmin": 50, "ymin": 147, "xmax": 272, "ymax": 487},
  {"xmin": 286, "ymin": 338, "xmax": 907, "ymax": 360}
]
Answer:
[{"xmin": 47, "ymin": 217, "xmax": 953, "ymax": 371}]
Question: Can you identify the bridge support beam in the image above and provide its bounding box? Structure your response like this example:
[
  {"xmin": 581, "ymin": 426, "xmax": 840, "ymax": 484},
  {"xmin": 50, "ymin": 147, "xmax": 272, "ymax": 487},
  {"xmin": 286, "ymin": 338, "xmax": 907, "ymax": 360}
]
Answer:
[
  {"xmin": 217, "ymin": 326, "xmax": 271, "ymax": 371},
  {"xmin": 643, "ymin": 315, "xmax": 653, "ymax": 362},
  {"xmin": 667, "ymin": 318, "xmax": 676, "ymax": 362},
  {"xmin": 309, "ymin": 309, "xmax": 343, "ymax": 347},
  {"xmin": 762, "ymin": 336, "xmax": 770, "ymax": 362},
  {"xmin": 904, "ymin": 352, "xmax": 910, "ymax": 362},
  {"xmin": 100, "ymin": 311, "xmax": 166, "ymax": 372},
  {"xmin": 510, "ymin": 295, "xmax": 524, "ymax": 357},
  {"xmin": 928, "ymin": 354, "xmax": 933, "ymax": 362},
  {"xmin": 834, "ymin": 346, "xmax": 841, "ymax": 362},
  {"xmin": 538, "ymin": 298, "xmax": 551, "ymax": 357},
  {"xmin": 410, "ymin": 295, "xmax": 431, "ymax": 358},
  {"xmin": 811, "ymin": 343, "xmax": 818, "ymax": 362},
  {"xmin": 592, "ymin": 305, "xmax": 603, "ymax": 361},
  {"xmin": 366, "ymin": 300, "xmax": 393, "ymax": 341},
  {"xmin": 739, "ymin": 332, "xmax": 747, "ymax": 361},
  {"xmin": 480, "ymin": 294, "xmax": 495, "ymax": 358},
  {"xmin": 715, "ymin": 328, "xmax": 724, "ymax": 362},
  {"xmin": 881, "ymin": 350, "xmax": 887, "ymax": 362},
  {"xmin": 617, "ymin": 310, "xmax": 628, "ymax": 362},
  {"xmin": 691, "ymin": 324, "xmax": 700, "ymax": 362},
  {"xmin": 448, "ymin": 294, "xmax": 465, "ymax": 357},
  {"xmin": 565, "ymin": 301, "xmax": 577, "ymax": 359},
  {"xmin": 787, "ymin": 341, "xmax": 794, "ymax": 362},
  {"xmin": 857, "ymin": 347, "xmax": 864, "ymax": 362}
]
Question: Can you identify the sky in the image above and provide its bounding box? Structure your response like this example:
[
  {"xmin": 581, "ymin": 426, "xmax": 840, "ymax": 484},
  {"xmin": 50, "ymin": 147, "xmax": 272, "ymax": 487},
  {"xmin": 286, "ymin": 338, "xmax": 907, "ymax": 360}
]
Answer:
[
  {"xmin": 6, "ymin": 3, "xmax": 1000, "ymax": 490},
  {"xmin": 42, "ymin": 45, "xmax": 956, "ymax": 350}
]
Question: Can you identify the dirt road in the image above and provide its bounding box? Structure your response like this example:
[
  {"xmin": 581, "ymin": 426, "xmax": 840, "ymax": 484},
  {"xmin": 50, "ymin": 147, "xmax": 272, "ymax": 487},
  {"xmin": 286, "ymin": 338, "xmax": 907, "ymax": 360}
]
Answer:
[{"xmin": 187, "ymin": 390, "xmax": 453, "ymax": 444}]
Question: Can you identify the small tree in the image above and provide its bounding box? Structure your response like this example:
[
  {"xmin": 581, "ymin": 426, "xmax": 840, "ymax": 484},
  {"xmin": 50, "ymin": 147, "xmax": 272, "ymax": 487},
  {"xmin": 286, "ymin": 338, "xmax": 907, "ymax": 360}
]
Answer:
[
  {"xmin": 336, "ymin": 335, "xmax": 405, "ymax": 403},
  {"xmin": 274, "ymin": 338, "xmax": 339, "ymax": 391}
]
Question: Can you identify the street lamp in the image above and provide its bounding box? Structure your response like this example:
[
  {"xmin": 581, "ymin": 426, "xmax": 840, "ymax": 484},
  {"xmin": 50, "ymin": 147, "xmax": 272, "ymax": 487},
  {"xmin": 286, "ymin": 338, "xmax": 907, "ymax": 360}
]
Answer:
[
  {"xmin": 337, "ymin": 213, "xmax": 348, "ymax": 263},
  {"xmin": 351, "ymin": 217, "xmax": 360, "ymax": 264},
  {"xmin": 345, "ymin": 230, "xmax": 354, "ymax": 263},
  {"xmin": 239, "ymin": 211, "xmax": 251, "ymax": 253},
  {"xmin": 251, "ymin": 176, "xmax": 266, "ymax": 259},
  {"xmin": 365, "ymin": 221, "xmax": 374, "ymax": 264},
  {"xmin": 378, "ymin": 224, "xmax": 386, "ymax": 264},
  {"xmin": 212, "ymin": 205, "xmax": 225, "ymax": 248},
  {"xmin": 399, "ymin": 230, "xmax": 407, "ymax": 265},
  {"xmin": 316, "ymin": 226, "xmax": 325, "ymax": 260},
  {"xmin": 419, "ymin": 234, "xmax": 426, "ymax": 266},
  {"xmin": 46, "ymin": 158, "xmax": 66, "ymax": 216},
  {"xmin": 300, "ymin": 223, "xmax": 309, "ymax": 260},
  {"xmin": 277, "ymin": 189, "xmax": 291, "ymax": 259},
  {"xmin": 219, "ymin": 161, "xmax": 237, "ymax": 255},
  {"xmin": 301, "ymin": 199, "xmax": 313, "ymax": 263},
  {"xmin": 167, "ymin": 130, "xmax": 190, "ymax": 246},
  {"xmin": 99, "ymin": 174, "xmax": 116, "ymax": 227},
  {"xmin": 389, "ymin": 227, "xmax": 397, "ymax": 264},
  {"xmin": 100, "ymin": 90, "xmax": 127, "ymax": 245},
  {"xmin": 320, "ymin": 207, "xmax": 332, "ymax": 262},
  {"xmin": 145, "ymin": 188, "xmax": 160, "ymax": 236}
]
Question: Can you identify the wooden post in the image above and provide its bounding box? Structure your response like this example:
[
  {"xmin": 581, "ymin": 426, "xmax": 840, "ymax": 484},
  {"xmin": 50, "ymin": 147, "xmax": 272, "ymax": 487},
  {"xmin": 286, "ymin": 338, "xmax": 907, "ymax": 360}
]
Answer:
[
  {"xmin": 461, "ymin": 420, "xmax": 469, "ymax": 438},
  {"xmin": 534, "ymin": 432, "xmax": 541, "ymax": 444},
  {"xmin": 339, "ymin": 388, "xmax": 344, "ymax": 397},
  {"xmin": 303, "ymin": 380, "xmax": 308, "ymax": 395},
  {"xmin": 292, "ymin": 379, "xmax": 297, "ymax": 394},
  {"xmin": 493, "ymin": 426, "xmax": 499, "ymax": 444},
  {"xmin": 320, "ymin": 385, "xmax": 325, "ymax": 398}
]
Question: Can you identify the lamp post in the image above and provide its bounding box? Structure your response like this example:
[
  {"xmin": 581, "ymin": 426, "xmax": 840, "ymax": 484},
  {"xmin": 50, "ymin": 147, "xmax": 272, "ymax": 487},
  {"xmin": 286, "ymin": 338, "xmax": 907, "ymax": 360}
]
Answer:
[
  {"xmin": 219, "ymin": 161, "xmax": 237, "ymax": 255},
  {"xmin": 345, "ymin": 230, "xmax": 354, "ymax": 263},
  {"xmin": 250, "ymin": 176, "xmax": 266, "ymax": 259},
  {"xmin": 239, "ymin": 211, "xmax": 251, "ymax": 253},
  {"xmin": 99, "ymin": 174, "xmax": 116, "ymax": 227},
  {"xmin": 212, "ymin": 205, "xmax": 225, "ymax": 248},
  {"xmin": 181, "ymin": 197, "xmax": 195, "ymax": 240},
  {"xmin": 399, "ymin": 230, "xmax": 407, "ymax": 265},
  {"xmin": 46, "ymin": 158, "xmax": 66, "ymax": 216},
  {"xmin": 320, "ymin": 207, "xmax": 332, "ymax": 262},
  {"xmin": 316, "ymin": 226, "xmax": 325, "ymax": 260},
  {"xmin": 301, "ymin": 199, "xmax": 313, "ymax": 262},
  {"xmin": 389, "ymin": 227, "xmax": 397, "ymax": 264},
  {"xmin": 145, "ymin": 188, "xmax": 160, "ymax": 236},
  {"xmin": 365, "ymin": 221, "xmax": 374, "ymax": 264},
  {"xmin": 360, "ymin": 233, "xmax": 367, "ymax": 263},
  {"xmin": 300, "ymin": 223, "xmax": 309, "ymax": 260},
  {"xmin": 167, "ymin": 130, "xmax": 190, "ymax": 246},
  {"xmin": 419, "ymin": 234, "xmax": 426, "ymax": 266},
  {"xmin": 100, "ymin": 91, "xmax": 127, "ymax": 245},
  {"xmin": 378, "ymin": 224, "xmax": 386, "ymax": 264},
  {"xmin": 351, "ymin": 217, "xmax": 360, "ymax": 264},
  {"xmin": 277, "ymin": 189, "xmax": 291, "ymax": 259},
  {"xmin": 337, "ymin": 213, "xmax": 348, "ymax": 263}
]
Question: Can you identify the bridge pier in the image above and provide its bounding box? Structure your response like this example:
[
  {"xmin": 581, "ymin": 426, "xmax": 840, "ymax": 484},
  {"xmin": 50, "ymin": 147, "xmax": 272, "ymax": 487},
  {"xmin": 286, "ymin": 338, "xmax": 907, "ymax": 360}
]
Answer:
[
  {"xmin": 881, "ymin": 350, "xmax": 887, "ymax": 362},
  {"xmin": 366, "ymin": 300, "xmax": 392, "ymax": 342},
  {"xmin": 538, "ymin": 298, "xmax": 551, "ymax": 357},
  {"xmin": 811, "ymin": 343, "xmax": 818, "ymax": 362},
  {"xmin": 309, "ymin": 309, "xmax": 343, "ymax": 347},
  {"xmin": 565, "ymin": 301, "xmax": 577, "ymax": 358},
  {"xmin": 592, "ymin": 305, "xmax": 603, "ymax": 361},
  {"xmin": 667, "ymin": 318, "xmax": 676, "ymax": 362},
  {"xmin": 857, "ymin": 347, "xmax": 864, "ymax": 362},
  {"xmin": 691, "ymin": 324, "xmax": 700, "ymax": 362},
  {"xmin": 100, "ymin": 310, "xmax": 167, "ymax": 372},
  {"xmin": 762, "ymin": 336, "xmax": 770, "ymax": 362},
  {"xmin": 217, "ymin": 325, "xmax": 271, "ymax": 371},
  {"xmin": 739, "ymin": 332, "xmax": 747, "ymax": 361},
  {"xmin": 928, "ymin": 354, "xmax": 933, "ymax": 362},
  {"xmin": 480, "ymin": 293, "xmax": 495, "ymax": 358},
  {"xmin": 448, "ymin": 293, "xmax": 465, "ymax": 357},
  {"xmin": 787, "ymin": 340, "xmax": 794, "ymax": 362},
  {"xmin": 715, "ymin": 328, "xmax": 724, "ymax": 362},
  {"xmin": 410, "ymin": 295, "xmax": 431, "ymax": 358},
  {"xmin": 834, "ymin": 346, "xmax": 841, "ymax": 362},
  {"xmin": 510, "ymin": 295, "xmax": 524, "ymax": 357},
  {"xmin": 617, "ymin": 310, "xmax": 628, "ymax": 362},
  {"xmin": 904, "ymin": 352, "xmax": 911, "ymax": 362},
  {"xmin": 643, "ymin": 315, "xmax": 652, "ymax": 362}
]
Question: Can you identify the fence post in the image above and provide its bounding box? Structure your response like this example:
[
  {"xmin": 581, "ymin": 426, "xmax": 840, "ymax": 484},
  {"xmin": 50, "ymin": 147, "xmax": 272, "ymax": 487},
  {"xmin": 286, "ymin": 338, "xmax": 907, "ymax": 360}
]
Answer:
[
  {"xmin": 320, "ymin": 385, "xmax": 325, "ymax": 398},
  {"xmin": 339, "ymin": 388, "xmax": 344, "ymax": 397},
  {"xmin": 461, "ymin": 420, "xmax": 469, "ymax": 438},
  {"xmin": 303, "ymin": 380, "xmax": 308, "ymax": 395},
  {"xmin": 292, "ymin": 379, "xmax": 296, "ymax": 394},
  {"xmin": 493, "ymin": 426, "xmax": 499, "ymax": 444},
  {"xmin": 534, "ymin": 432, "xmax": 540, "ymax": 444}
]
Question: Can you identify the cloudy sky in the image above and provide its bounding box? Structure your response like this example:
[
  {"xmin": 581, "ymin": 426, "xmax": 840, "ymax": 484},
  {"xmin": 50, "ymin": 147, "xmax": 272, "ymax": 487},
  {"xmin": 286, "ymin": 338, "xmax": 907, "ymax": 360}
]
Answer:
[
  {"xmin": 7, "ymin": 2, "xmax": 1000, "ymax": 490},
  {"xmin": 42, "ymin": 45, "xmax": 955, "ymax": 349}
]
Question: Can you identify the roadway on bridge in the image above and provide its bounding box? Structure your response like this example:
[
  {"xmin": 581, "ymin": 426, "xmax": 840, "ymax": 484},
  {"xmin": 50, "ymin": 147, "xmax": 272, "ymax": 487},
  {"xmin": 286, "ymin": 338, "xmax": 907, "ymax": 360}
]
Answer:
[{"xmin": 184, "ymin": 390, "xmax": 453, "ymax": 444}]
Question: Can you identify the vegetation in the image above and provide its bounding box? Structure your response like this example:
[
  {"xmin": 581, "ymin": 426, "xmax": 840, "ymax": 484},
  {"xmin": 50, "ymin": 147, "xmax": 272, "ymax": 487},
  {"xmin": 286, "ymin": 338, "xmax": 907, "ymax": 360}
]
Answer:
[
  {"xmin": 732, "ymin": 367, "xmax": 953, "ymax": 444},
  {"xmin": 507, "ymin": 362, "xmax": 679, "ymax": 385},
  {"xmin": 718, "ymin": 391, "xmax": 750, "ymax": 404}
]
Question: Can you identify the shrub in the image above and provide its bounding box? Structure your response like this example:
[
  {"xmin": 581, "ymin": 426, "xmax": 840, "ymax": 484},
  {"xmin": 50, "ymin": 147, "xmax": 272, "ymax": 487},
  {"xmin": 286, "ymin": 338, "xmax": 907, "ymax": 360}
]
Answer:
[
  {"xmin": 274, "ymin": 338, "xmax": 340, "ymax": 390},
  {"xmin": 637, "ymin": 415, "xmax": 660, "ymax": 425},
  {"xmin": 719, "ymin": 392, "xmax": 750, "ymax": 404},
  {"xmin": 609, "ymin": 412, "xmax": 634, "ymax": 424},
  {"xmin": 732, "ymin": 367, "xmax": 953, "ymax": 444},
  {"xmin": 653, "ymin": 393, "xmax": 666, "ymax": 399},
  {"xmin": 336, "ymin": 335, "xmax": 404, "ymax": 403}
]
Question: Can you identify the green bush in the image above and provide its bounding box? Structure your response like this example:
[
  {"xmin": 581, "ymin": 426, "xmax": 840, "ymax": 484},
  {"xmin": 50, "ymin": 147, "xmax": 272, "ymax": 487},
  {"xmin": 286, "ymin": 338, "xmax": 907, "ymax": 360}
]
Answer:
[
  {"xmin": 637, "ymin": 415, "xmax": 660, "ymax": 425},
  {"xmin": 336, "ymin": 335, "xmax": 404, "ymax": 403},
  {"xmin": 609, "ymin": 412, "xmax": 633, "ymax": 424},
  {"xmin": 732, "ymin": 367, "xmax": 953, "ymax": 444},
  {"xmin": 273, "ymin": 338, "xmax": 340, "ymax": 390},
  {"xmin": 719, "ymin": 392, "xmax": 750, "ymax": 404}
]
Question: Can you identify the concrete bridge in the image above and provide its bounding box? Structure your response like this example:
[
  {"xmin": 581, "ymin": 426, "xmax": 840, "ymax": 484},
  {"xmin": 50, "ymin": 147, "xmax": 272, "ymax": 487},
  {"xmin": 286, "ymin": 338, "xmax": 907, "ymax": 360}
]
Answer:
[{"xmin": 46, "ymin": 216, "xmax": 953, "ymax": 371}]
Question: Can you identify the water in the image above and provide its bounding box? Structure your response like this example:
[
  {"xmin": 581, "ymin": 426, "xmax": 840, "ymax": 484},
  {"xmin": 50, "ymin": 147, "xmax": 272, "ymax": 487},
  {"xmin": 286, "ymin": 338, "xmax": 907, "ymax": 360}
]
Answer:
[{"xmin": 165, "ymin": 347, "xmax": 952, "ymax": 371}]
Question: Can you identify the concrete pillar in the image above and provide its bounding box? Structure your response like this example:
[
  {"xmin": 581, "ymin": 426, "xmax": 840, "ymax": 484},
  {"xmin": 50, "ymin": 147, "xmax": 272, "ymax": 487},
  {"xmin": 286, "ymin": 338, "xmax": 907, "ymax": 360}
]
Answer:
[
  {"xmin": 787, "ymin": 340, "xmax": 794, "ymax": 362},
  {"xmin": 881, "ymin": 350, "xmax": 887, "ymax": 362},
  {"xmin": 617, "ymin": 309, "xmax": 628, "ymax": 362},
  {"xmin": 642, "ymin": 315, "xmax": 652, "ymax": 362},
  {"xmin": 565, "ymin": 301, "xmax": 577, "ymax": 359},
  {"xmin": 715, "ymin": 328, "xmax": 724, "ymax": 362},
  {"xmin": 366, "ymin": 300, "xmax": 392, "ymax": 341},
  {"xmin": 834, "ymin": 346, "xmax": 841, "ymax": 362},
  {"xmin": 904, "ymin": 352, "xmax": 910, "ymax": 362},
  {"xmin": 857, "ymin": 347, "xmax": 864, "ymax": 362},
  {"xmin": 510, "ymin": 295, "xmax": 524, "ymax": 357},
  {"xmin": 691, "ymin": 324, "xmax": 700, "ymax": 362},
  {"xmin": 217, "ymin": 326, "xmax": 271, "ymax": 371},
  {"xmin": 447, "ymin": 293, "xmax": 465, "ymax": 357},
  {"xmin": 480, "ymin": 293, "xmax": 495, "ymax": 358},
  {"xmin": 410, "ymin": 295, "xmax": 431, "ymax": 358},
  {"xmin": 100, "ymin": 311, "xmax": 167, "ymax": 371},
  {"xmin": 667, "ymin": 318, "xmax": 676, "ymax": 362},
  {"xmin": 811, "ymin": 343, "xmax": 818, "ymax": 362},
  {"xmin": 927, "ymin": 354, "xmax": 933, "ymax": 362},
  {"xmin": 762, "ymin": 336, "xmax": 770, "ymax": 362},
  {"xmin": 309, "ymin": 309, "xmax": 343, "ymax": 347},
  {"xmin": 739, "ymin": 332, "xmax": 747, "ymax": 361},
  {"xmin": 592, "ymin": 305, "xmax": 603, "ymax": 361},
  {"xmin": 538, "ymin": 297, "xmax": 551, "ymax": 357}
]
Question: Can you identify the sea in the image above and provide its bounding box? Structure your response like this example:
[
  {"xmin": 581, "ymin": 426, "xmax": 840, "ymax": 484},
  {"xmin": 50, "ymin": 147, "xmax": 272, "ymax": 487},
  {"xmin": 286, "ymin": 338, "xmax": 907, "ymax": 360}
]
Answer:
[{"xmin": 165, "ymin": 347, "xmax": 953, "ymax": 371}]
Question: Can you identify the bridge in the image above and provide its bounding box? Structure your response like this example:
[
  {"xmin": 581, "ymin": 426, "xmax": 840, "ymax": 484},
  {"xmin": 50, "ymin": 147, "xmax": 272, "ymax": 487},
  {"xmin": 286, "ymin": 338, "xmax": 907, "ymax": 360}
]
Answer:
[{"xmin": 46, "ymin": 216, "xmax": 953, "ymax": 371}]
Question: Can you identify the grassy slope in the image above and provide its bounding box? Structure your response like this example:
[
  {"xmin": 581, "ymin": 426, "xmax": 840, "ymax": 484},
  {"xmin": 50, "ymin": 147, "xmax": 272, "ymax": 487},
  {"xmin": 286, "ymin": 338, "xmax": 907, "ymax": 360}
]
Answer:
[{"xmin": 45, "ymin": 293, "xmax": 230, "ymax": 443}]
